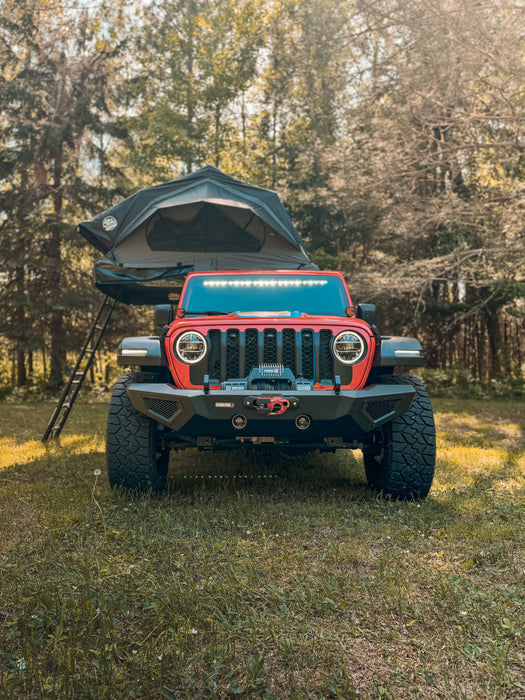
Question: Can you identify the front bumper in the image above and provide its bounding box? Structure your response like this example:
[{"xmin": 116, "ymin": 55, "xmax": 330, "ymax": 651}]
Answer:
[{"xmin": 126, "ymin": 383, "xmax": 415, "ymax": 447}]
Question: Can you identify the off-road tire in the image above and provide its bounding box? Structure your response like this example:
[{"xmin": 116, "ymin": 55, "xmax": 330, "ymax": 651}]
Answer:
[
  {"xmin": 106, "ymin": 372, "xmax": 169, "ymax": 492},
  {"xmin": 363, "ymin": 375, "xmax": 436, "ymax": 499}
]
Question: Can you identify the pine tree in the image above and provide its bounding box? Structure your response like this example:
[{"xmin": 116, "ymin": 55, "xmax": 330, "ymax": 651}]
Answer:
[{"xmin": 0, "ymin": 0, "xmax": 127, "ymax": 388}]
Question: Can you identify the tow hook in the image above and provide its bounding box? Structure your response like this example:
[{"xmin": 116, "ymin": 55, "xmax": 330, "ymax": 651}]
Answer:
[{"xmin": 253, "ymin": 396, "xmax": 290, "ymax": 416}]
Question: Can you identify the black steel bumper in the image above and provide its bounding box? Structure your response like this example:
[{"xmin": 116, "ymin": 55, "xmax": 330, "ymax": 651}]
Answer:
[{"xmin": 126, "ymin": 383, "xmax": 415, "ymax": 448}]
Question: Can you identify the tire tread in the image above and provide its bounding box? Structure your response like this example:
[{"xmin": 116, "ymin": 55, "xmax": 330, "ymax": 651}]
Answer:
[
  {"xmin": 363, "ymin": 375, "xmax": 436, "ymax": 499},
  {"xmin": 106, "ymin": 372, "xmax": 168, "ymax": 492}
]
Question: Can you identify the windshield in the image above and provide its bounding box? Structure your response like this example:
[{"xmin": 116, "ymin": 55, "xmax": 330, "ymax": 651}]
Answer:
[{"xmin": 182, "ymin": 274, "xmax": 349, "ymax": 316}]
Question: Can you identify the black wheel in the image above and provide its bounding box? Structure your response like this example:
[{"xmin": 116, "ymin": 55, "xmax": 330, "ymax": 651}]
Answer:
[
  {"xmin": 363, "ymin": 375, "xmax": 436, "ymax": 499},
  {"xmin": 106, "ymin": 372, "xmax": 170, "ymax": 492}
]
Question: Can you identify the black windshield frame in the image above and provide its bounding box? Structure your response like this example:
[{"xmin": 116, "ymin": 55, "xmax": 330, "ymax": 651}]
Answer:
[{"xmin": 182, "ymin": 274, "xmax": 350, "ymax": 317}]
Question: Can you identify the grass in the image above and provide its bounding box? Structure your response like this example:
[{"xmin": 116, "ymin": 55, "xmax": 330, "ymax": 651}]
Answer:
[{"xmin": 0, "ymin": 396, "xmax": 523, "ymax": 698}]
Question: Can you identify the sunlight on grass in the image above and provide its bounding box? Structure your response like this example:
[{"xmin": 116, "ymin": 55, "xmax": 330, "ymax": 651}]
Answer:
[
  {"xmin": 56, "ymin": 433, "xmax": 105, "ymax": 454},
  {"xmin": 433, "ymin": 403, "xmax": 524, "ymax": 499},
  {"xmin": 0, "ymin": 439, "xmax": 46, "ymax": 470},
  {"xmin": 435, "ymin": 410, "xmax": 523, "ymax": 450},
  {"xmin": 0, "ymin": 435, "xmax": 104, "ymax": 470},
  {"xmin": 434, "ymin": 445, "xmax": 509, "ymax": 487}
]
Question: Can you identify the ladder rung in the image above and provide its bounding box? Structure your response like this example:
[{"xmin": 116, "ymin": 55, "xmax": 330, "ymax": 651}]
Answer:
[
  {"xmin": 75, "ymin": 371, "xmax": 85, "ymax": 375},
  {"xmin": 85, "ymin": 349, "xmax": 95, "ymax": 354}
]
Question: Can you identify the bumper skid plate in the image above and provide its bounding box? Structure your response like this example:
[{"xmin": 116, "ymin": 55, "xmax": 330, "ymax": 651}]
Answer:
[{"xmin": 127, "ymin": 383, "xmax": 415, "ymax": 441}]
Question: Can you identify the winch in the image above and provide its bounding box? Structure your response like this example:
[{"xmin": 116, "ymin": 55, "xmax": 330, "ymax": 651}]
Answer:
[{"xmin": 222, "ymin": 364, "xmax": 313, "ymax": 391}]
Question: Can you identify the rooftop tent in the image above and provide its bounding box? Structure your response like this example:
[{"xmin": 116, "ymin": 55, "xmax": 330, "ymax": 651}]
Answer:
[{"xmin": 78, "ymin": 166, "xmax": 317, "ymax": 305}]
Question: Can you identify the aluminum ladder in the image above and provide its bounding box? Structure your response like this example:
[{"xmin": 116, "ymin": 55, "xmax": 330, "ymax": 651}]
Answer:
[{"xmin": 42, "ymin": 295, "xmax": 118, "ymax": 442}]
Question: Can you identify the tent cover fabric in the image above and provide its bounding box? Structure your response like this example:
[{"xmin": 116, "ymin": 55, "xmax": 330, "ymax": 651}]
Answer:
[{"xmin": 78, "ymin": 166, "xmax": 317, "ymax": 305}]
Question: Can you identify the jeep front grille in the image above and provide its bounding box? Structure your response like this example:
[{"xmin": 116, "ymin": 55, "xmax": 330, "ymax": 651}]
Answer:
[{"xmin": 206, "ymin": 328, "xmax": 333, "ymax": 383}]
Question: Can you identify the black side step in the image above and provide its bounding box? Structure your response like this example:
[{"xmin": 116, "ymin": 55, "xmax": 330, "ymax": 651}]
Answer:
[{"xmin": 42, "ymin": 295, "xmax": 118, "ymax": 442}]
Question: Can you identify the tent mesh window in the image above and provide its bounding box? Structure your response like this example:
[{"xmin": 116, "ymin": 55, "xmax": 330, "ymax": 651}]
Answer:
[{"xmin": 147, "ymin": 203, "xmax": 263, "ymax": 253}]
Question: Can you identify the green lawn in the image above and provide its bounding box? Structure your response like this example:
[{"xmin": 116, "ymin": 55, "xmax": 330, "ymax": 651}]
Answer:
[{"xmin": 0, "ymin": 397, "xmax": 523, "ymax": 698}]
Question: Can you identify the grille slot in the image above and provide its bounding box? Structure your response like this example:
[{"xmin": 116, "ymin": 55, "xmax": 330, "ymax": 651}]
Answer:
[
  {"xmin": 282, "ymin": 328, "xmax": 296, "ymax": 375},
  {"xmin": 144, "ymin": 397, "xmax": 181, "ymax": 420},
  {"xmin": 208, "ymin": 330, "xmax": 221, "ymax": 379},
  {"xmin": 319, "ymin": 330, "xmax": 333, "ymax": 381},
  {"xmin": 226, "ymin": 329, "xmax": 240, "ymax": 379},
  {"xmin": 264, "ymin": 329, "xmax": 278, "ymax": 364},
  {"xmin": 245, "ymin": 329, "xmax": 258, "ymax": 371},
  {"xmin": 206, "ymin": 328, "xmax": 333, "ymax": 384},
  {"xmin": 301, "ymin": 330, "xmax": 314, "ymax": 380}
]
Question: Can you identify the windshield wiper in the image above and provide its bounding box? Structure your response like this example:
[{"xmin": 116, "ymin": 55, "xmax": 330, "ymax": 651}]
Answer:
[{"xmin": 183, "ymin": 310, "xmax": 231, "ymax": 316}]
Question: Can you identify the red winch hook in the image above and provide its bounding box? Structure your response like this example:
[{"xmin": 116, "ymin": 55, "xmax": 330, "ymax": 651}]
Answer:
[{"xmin": 254, "ymin": 396, "xmax": 290, "ymax": 416}]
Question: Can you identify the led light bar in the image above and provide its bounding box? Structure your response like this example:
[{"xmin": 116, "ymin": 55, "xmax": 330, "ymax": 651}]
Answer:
[{"xmin": 203, "ymin": 278, "xmax": 328, "ymax": 288}]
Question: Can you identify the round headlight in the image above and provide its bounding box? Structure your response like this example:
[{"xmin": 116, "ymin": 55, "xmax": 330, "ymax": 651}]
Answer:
[
  {"xmin": 175, "ymin": 331, "xmax": 207, "ymax": 364},
  {"xmin": 332, "ymin": 331, "xmax": 366, "ymax": 364}
]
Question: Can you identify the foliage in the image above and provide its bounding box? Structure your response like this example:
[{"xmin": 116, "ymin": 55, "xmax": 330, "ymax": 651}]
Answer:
[
  {"xmin": 415, "ymin": 368, "xmax": 524, "ymax": 401},
  {"xmin": 0, "ymin": 0, "xmax": 132, "ymax": 389},
  {"xmin": 321, "ymin": 0, "xmax": 525, "ymax": 378},
  {"xmin": 0, "ymin": 397, "xmax": 523, "ymax": 697},
  {"xmin": 0, "ymin": 0, "xmax": 524, "ymax": 392},
  {"xmin": 119, "ymin": 0, "xmax": 265, "ymax": 180}
]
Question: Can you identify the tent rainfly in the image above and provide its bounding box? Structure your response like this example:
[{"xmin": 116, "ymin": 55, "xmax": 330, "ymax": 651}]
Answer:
[{"xmin": 78, "ymin": 166, "xmax": 317, "ymax": 305}]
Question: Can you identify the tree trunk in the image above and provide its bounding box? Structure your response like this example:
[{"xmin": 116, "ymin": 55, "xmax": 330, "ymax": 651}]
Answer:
[
  {"xmin": 214, "ymin": 102, "xmax": 221, "ymax": 167},
  {"xmin": 14, "ymin": 163, "xmax": 30, "ymax": 388},
  {"xmin": 16, "ymin": 345, "xmax": 26, "ymax": 388},
  {"xmin": 48, "ymin": 147, "xmax": 65, "ymax": 390},
  {"xmin": 48, "ymin": 310, "xmax": 65, "ymax": 390},
  {"xmin": 14, "ymin": 265, "xmax": 27, "ymax": 388},
  {"xmin": 485, "ymin": 308, "xmax": 504, "ymax": 379}
]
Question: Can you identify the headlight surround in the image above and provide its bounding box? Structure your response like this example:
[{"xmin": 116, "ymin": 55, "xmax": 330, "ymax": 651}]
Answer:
[
  {"xmin": 332, "ymin": 331, "xmax": 366, "ymax": 364},
  {"xmin": 175, "ymin": 331, "xmax": 207, "ymax": 364}
]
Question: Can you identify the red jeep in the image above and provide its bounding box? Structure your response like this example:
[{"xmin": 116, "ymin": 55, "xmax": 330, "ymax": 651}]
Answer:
[
  {"xmin": 107, "ymin": 269, "xmax": 436, "ymax": 498},
  {"xmin": 77, "ymin": 166, "xmax": 435, "ymax": 498}
]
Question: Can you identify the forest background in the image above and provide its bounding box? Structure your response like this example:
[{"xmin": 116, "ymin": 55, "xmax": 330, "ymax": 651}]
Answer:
[{"xmin": 1, "ymin": 0, "xmax": 524, "ymax": 397}]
